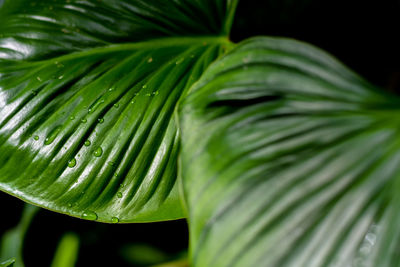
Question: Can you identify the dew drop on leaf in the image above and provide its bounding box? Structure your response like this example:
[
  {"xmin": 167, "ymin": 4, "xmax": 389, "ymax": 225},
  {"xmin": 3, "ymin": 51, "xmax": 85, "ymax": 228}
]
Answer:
[
  {"xmin": 84, "ymin": 140, "xmax": 91, "ymax": 146},
  {"xmin": 81, "ymin": 118, "xmax": 87, "ymax": 123},
  {"xmin": 88, "ymin": 98, "xmax": 105, "ymax": 114},
  {"xmin": 33, "ymin": 135, "xmax": 39, "ymax": 141},
  {"xmin": 36, "ymin": 76, "xmax": 42, "ymax": 82},
  {"xmin": 55, "ymin": 61, "xmax": 64, "ymax": 68},
  {"xmin": 113, "ymin": 103, "xmax": 119, "ymax": 108},
  {"xmin": 69, "ymin": 115, "xmax": 75, "ymax": 120},
  {"xmin": 81, "ymin": 211, "xmax": 97, "ymax": 221},
  {"xmin": 58, "ymin": 75, "xmax": 64, "ymax": 79},
  {"xmin": 68, "ymin": 158, "xmax": 76, "ymax": 168},
  {"xmin": 98, "ymin": 118, "xmax": 104, "ymax": 123},
  {"xmin": 111, "ymin": 217, "xmax": 119, "ymax": 223},
  {"xmin": 142, "ymin": 84, "xmax": 147, "ymax": 89},
  {"xmin": 93, "ymin": 147, "xmax": 103, "ymax": 157},
  {"xmin": 175, "ymin": 57, "xmax": 184, "ymax": 64},
  {"xmin": 44, "ymin": 126, "xmax": 62, "ymax": 145},
  {"xmin": 117, "ymin": 192, "xmax": 123, "ymax": 198}
]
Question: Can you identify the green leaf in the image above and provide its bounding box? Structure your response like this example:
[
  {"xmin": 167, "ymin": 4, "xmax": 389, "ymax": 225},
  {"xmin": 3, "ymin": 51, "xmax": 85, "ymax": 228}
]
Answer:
[
  {"xmin": 0, "ymin": 0, "xmax": 232, "ymax": 60},
  {"xmin": 0, "ymin": 258, "xmax": 15, "ymax": 267},
  {"xmin": 0, "ymin": 0, "xmax": 237, "ymax": 222},
  {"xmin": 0, "ymin": 204, "xmax": 39, "ymax": 267},
  {"xmin": 180, "ymin": 37, "xmax": 400, "ymax": 267},
  {"xmin": 0, "ymin": 37, "xmax": 230, "ymax": 222},
  {"xmin": 50, "ymin": 233, "xmax": 79, "ymax": 267}
]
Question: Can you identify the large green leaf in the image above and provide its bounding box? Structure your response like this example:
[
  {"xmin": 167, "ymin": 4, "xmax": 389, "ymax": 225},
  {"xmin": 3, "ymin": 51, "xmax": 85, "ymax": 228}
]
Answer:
[
  {"xmin": 0, "ymin": 37, "xmax": 230, "ymax": 223},
  {"xmin": 0, "ymin": 0, "xmax": 236, "ymax": 222},
  {"xmin": 0, "ymin": 0, "xmax": 235, "ymax": 60},
  {"xmin": 180, "ymin": 37, "xmax": 400, "ymax": 266}
]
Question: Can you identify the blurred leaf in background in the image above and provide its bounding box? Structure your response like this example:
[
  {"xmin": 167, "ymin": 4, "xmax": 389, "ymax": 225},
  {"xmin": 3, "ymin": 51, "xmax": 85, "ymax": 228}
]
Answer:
[
  {"xmin": 50, "ymin": 233, "xmax": 79, "ymax": 267},
  {"xmin": 0, "ymin": 205, "xmax": 39, "ymax": 267}
]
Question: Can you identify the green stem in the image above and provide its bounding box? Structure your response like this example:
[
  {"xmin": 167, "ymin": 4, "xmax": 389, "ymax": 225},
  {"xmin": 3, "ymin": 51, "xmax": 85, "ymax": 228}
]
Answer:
[{"xmin": 223, "ymin": 0, "xmax": 240, "ymax": 37}]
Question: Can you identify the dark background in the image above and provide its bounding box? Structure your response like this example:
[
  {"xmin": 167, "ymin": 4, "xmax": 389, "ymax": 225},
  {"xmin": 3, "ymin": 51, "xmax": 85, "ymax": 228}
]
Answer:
[
  {"xmin": 1, "ymin": 0, "xmax": 399, "ymax": 266},
  {"xmin": 231, "ymin": 0, "xmax": 400, "ymax": 93}
]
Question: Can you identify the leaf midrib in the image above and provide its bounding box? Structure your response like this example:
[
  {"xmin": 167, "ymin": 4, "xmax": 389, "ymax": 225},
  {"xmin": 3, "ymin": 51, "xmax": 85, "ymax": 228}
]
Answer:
[{"xmin": 1, "ymin": 36, "xmax": 233, "ymax": 69}]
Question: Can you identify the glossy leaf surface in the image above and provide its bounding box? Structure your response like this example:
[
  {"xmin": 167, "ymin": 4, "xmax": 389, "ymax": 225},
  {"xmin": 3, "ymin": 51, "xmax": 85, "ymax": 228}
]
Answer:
[
  {"xmin": 0, "ymin": 0, "xmax": 233, "ymax": 60},
  {"xmin": 180, "ymin": 37, "xmax": 400, "ymax": 267},
  {"xmin": 0, "ymin": 0, "xmax": 236, "ymax": 222},
  {"xmin": 0, "ymin": 38, "xmax": 228, "ymax": 222}
]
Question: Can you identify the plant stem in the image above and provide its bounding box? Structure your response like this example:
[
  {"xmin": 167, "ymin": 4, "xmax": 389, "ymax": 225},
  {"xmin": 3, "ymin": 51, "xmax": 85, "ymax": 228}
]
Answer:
[{"xmin": 223, "ymin": 0, "xmax": 240, "ymax": 37}]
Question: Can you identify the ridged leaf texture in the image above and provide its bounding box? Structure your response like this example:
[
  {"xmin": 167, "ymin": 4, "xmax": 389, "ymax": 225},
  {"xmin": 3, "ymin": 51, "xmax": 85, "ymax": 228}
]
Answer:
[
  {"xmin": 0, "ymin": 0, "xmax": 232, "ymax": 60},
  {"xmin": 0, "ymin": 0, "xmax": 235, "ymax": 222},
  {"xmin": 180, "ymin": 37, "xmax": 400, "ymax": 267}
]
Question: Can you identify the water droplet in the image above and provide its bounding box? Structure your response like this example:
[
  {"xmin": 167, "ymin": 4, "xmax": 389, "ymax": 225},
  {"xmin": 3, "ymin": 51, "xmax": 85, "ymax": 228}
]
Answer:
[
  {"xmin": 81, "ymin": 211, "xmax": 97, "ymax": 221},
  {"xmin": 36, "ymin": 76, "xmax": 42, "ymax": 82},
  {"xmin": 114, "ymin": 173, "xmax": 119, "ymax": 177},
  {"xmin": 93, "ymin": 147, "xmax": 103, "ymax": 157},
  {"xmin": 145, "ymin": 93, "xmax": 151, "ymax": 97},
  {"xmin": 113, "ymin": 103, "xmax": 119, "ymax": 108},
  {"xmin": 98, "ymin": 118, "xmax": 104, "ymax": 124},
  {"xmin": 68, "ymin": 158, "xmax": 76, "ymax": 168},
  {"xmin": 33, "ymin": 135, "xmax": 39, "ymax": 140},
  {"xmin": 81, "ymin": 118, "xmax": 87, "ymax": 123},
  {"xmin": 111, "ymin": 217, "xmax": 119, "ymax": 223},
  {"xmin": 175, "ymin": 58, "xmax": 184, "ymax": 65},
  {"xmin": 119, "ymin": 183, "xmax": 124, "ymax": 188},
  {"xmin": 44, "ymin": 126, "xmax": 62, "ymax": 145},
  {"xmin": 152, "ymin": 90, "xmax": 159, "ymax": 96},
  {"xmin": 58, "ymin": 75, "xmax": 64, "ymax": 79},
  {"xmin": 117, "ymin": 192, "xmax": 123, "ymax": 198},
  {"xmin": 69, "ymin": 115, "xmax": 75, "ymax": 120},
  {"xmin": 67, "ymin": 203, "xmax": 72, "ymax": 208},
  {"xmin": 88, "ymin": 98, "xmax": 104, "ymax": 114},
  {"xmin": 55, "ymin": 61, "xmax": 64, "ymax": 68},
  {"xmin": 147, "ymin": 57, "xmax": 153, "ymax": 63},
  {"xmin": 142, "ymin": 84, "xmax": 147, "ymax": 89},
  {"xmin": 130, "ymin": 100, "xmax": 135, "ymax": 104},
  {"xmin": 84, "ymin": 140, "xmax": 91, "ymax": 146},
  {"xmin": 108, "ymin": 87, "xmax": 115, "ymax": 92}
]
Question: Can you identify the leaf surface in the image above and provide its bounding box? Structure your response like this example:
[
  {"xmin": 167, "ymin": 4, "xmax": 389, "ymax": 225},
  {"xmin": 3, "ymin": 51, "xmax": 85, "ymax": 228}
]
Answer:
[
  {"xmin": 0, "ymin": 0, "xmax": 236, "ymax": 222},
  {"xmin": 0, "ymin": 0, "xmax": 233, "ymax": 60},
  {"xmin": 180, "ymin": 37, "xmax": 400, "ymax": 267}
]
